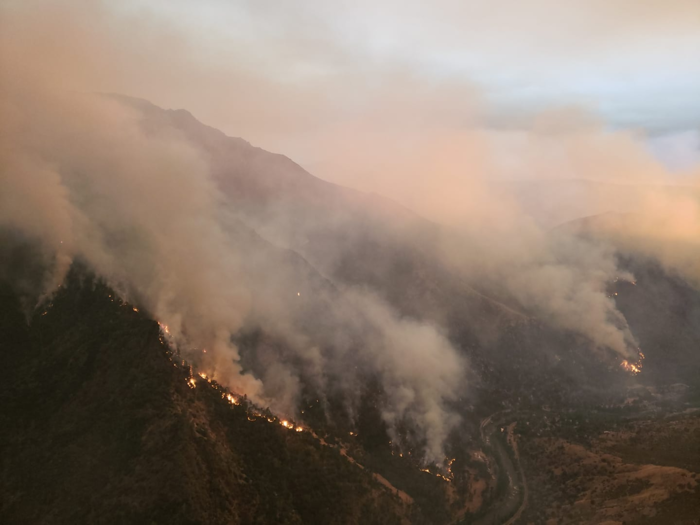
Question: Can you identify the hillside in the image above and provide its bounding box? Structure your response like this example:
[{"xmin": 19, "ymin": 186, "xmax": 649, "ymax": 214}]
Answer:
[
  {"xmin": 2, "ymin": 98, "xmax": 700, "ymax": 524},
  {"xmin": 0, "ymin": 259, "xmax": 413, "ymax": 525}
]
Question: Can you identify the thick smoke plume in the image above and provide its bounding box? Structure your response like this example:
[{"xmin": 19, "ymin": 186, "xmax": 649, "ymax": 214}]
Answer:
[
  {"xmin": 1, "ymin": 86, "xmax": 263, "ymax": 394},
  {"xmin": 1, "ymin": 83, "xmax": 467, "ymax": 460},
  {"xmin": 0, "ymin": 50, "xmax": 467, "ymax": 461},
  {"xmin": 2, "ymin": 0, "xmax": 700, "ymax": 460}
]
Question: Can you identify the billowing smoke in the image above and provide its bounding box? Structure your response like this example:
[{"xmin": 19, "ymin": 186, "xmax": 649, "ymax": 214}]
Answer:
[
  {"xmin": 2, "ymin": 0, "xmax": 700, "ymax": 461},
  {"xmin": 0, "ymin": 85, "xmax": 266, "ymax": 397},
  {"xmin": 0, "ymin": 69, "xmax": 465, "ymax": 462},
  {"xmin": 303, "ymin": 98, "xmax": 699, "ymax": 358}
]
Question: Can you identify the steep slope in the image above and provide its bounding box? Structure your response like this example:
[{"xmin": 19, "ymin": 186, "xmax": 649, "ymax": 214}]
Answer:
[
  {"xmin": 110, "ymin": 96, "xmax": 700, "ymax": 414},
  {"xmin": 558, "ymin": 213, "xmax": 700, "ymax": 386},
  {"xmin": 0, "ymin": 260, "xmax": 411, "ymax": 525},
  {"xmin": 3, "ymin": 96, "xmax": 700, "ymax": 524},
  {"xmin": 117, "ymin": 95, "xmax": 528, "ymax": 329}
]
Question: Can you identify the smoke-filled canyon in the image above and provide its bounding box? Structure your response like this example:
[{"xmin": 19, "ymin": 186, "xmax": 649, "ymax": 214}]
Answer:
[{"xmin": 2, "ymin": 0, "xmax": 700, "ymax": 480}]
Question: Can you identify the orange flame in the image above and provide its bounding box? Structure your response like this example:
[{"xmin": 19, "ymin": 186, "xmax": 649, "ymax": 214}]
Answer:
[{"xmin": 620, "ymin": 349, "xmax": 645, "ymax": 375}]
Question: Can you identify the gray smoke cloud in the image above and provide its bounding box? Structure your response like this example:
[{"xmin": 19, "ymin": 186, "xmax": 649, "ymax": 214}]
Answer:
[
  {"xmin": 2, "ymin": 0, "xmax": 700, "ymax": 461},
  {"xmin": 0, "ymin": 80, "xmax": 465, "ymax": 461},
  {"xmin": 303, "ymin": 101, "xmax": 699, "ymax": 357},
  {"xmin": 0, "ymin": 85, "xmax": 265, "ymax": 395}
]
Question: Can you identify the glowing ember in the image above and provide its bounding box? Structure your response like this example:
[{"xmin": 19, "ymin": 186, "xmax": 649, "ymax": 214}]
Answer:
[
  {"xmin": 419, "ymin": 467, "xmax": 450, "ymax": 482},
  {"xmin": 620, "ymin": 349, "xmax": 645, "ymax": 375},
  {"xmin": 132, "ymin": 307, "xmax": 139, "ymax": 312},
  {"xmin": 446, "ymin": 458, "xmax": 456, "ymax": 478},
  {"xmin": 620, "ymin": 360, "xmax": 641, "ymax": 374},
  {"xmin": 180, "ymin": 364, "xmax": 308, "ymax": 443}
]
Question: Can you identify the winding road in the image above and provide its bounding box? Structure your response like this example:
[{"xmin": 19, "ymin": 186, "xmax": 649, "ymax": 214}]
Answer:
[{"xmin": 469, "ymin": 413, "xmax": 528, "ymax": 525}]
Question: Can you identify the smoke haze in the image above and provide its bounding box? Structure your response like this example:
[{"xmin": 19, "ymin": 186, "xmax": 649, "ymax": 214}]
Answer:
[{"xmin": 2, "ymin": 0, "xmax": 699, "ymax": 460}]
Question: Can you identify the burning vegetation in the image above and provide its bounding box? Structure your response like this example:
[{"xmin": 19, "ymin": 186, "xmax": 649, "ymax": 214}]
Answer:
[{"xmin": 620, "ymin": 349, "xmax": 645, "ymax": 376}]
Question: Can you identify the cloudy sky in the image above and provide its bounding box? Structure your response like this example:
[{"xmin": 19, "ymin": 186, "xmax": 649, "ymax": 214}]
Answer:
[
  {"xmin": 112, "ymin": 0, "xmax": 700, "ymax": 126},
  {"xmin": 3, "ymin": 0, "xmax": 700, "ymax": 174}
]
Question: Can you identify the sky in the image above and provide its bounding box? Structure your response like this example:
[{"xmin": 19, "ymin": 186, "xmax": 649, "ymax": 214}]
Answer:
[
  {"xmin": 111, "ymin": 0, "xmax": 700, "ymax": 130},
  {"xmin": 3, "ymin": 0, "xmax": 698, "ymax": 175}
]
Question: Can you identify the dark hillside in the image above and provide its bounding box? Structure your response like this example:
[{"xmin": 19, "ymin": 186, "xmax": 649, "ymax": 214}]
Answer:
[{"xmin": 0, "ymin": 264, "xmax": 409, "ymax": 525}]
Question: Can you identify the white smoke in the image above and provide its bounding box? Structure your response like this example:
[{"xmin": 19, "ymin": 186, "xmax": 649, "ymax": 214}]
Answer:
[{"xmin": 0, "ymin": 84, "xmax": 465, "ymax": 461}]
